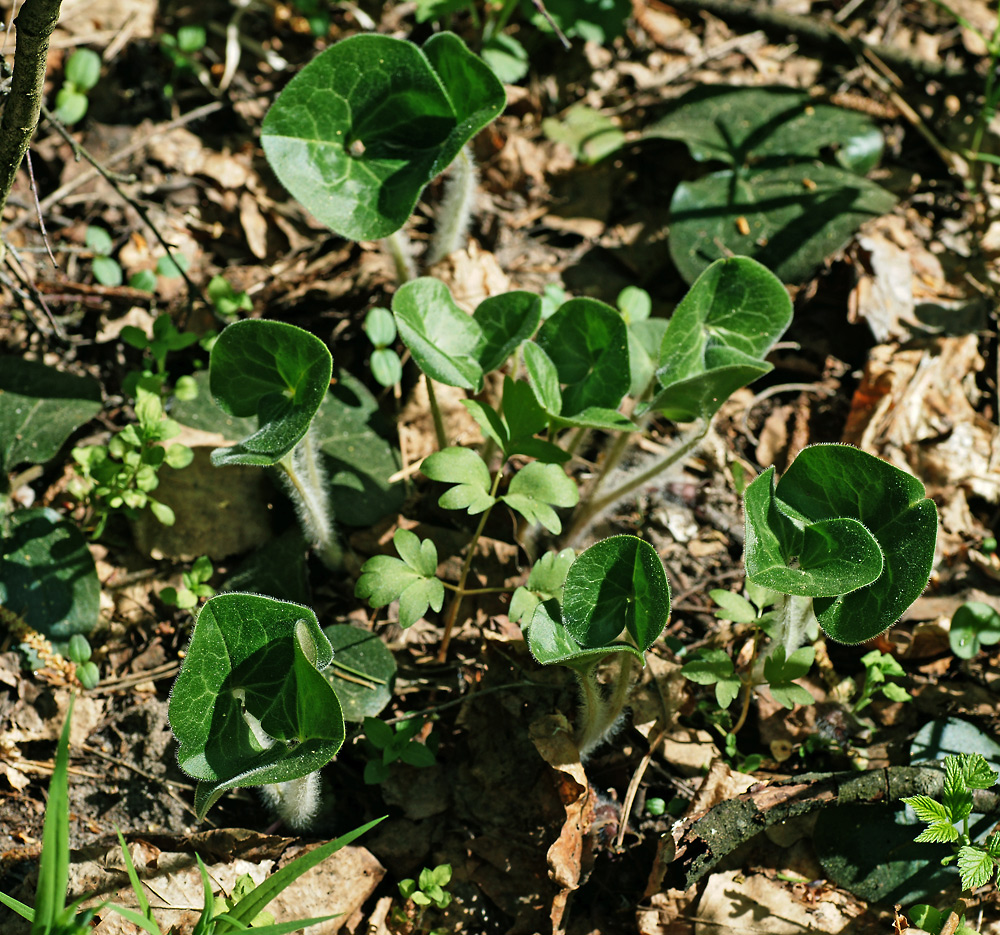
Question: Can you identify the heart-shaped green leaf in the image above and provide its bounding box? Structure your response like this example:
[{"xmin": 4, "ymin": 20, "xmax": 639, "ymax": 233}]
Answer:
[
  {"xmin": 527, "ymin": 599, "xmax": 645, "ymax": 672},
  {"xmin": 744, "ymin": 444, "xmax": 938, "ymax": 644},
  {"xmin": 209, "ymin": 320, "xmax": 332, "ymax": 467},
  {"xmin": 0, "ymin": 507, "xmax": 99, "ymax": 644},
  {"xmin": 561, "ymin": 535, "xmax": 670, "ymax": 652},
  {"xmin": 500, "ymin": 461, "xmax": 579, "ymax": 534},
  {"xmin": 321, "ymin": 624, "xmax": 396, "ymax": 721},
  {"xmin": 168, "ymin": 592, "xmax": 345, "ymax": 820},
  {"xmin": 645, "ymin": 86, "xmax": 884, "ymax": 172},
  {"xmin": 535, "ymin": 297, "xmax": 630, "ymax": 415},
  {"xmin": 0, "ymin": 358, "xmax": 102, "ymax": 475},
  {"xmin": 261, "ymin": 32, "xmax": 505, "ymax": 241},
  {"xmin": 648, "ymin": 257, "xmax": 792, "ymax": 422},
  {"xmin": 473, "ymin": 291, "xmax": 542, "ymax": 373},
  {"xmin": 393, "ymin": 278, "xmax": 484, "ymax": 391},
  {"xmin": 669, "ymin": 164, "xmax": 898, "ymax": 284}
]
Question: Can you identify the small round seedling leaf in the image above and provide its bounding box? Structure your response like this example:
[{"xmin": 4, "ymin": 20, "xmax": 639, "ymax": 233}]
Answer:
[
  {"xmin": 561, "ymin": 535, "xmax": 670, "ymax": 653},
  {"xmin": 0, "ymin": 507, "xmax": 100, "ymax": 644},
  {"xmin": 209, "ymin": 319, "xmax": 332, "ymax": 467},
  {"xmin": 0, "ymin": 358, "xmax": 102, "ymax": 474},
  {"xmin": 393, "ymin": 278, "xmax": 484, "ymax": 391},
  {"xmin": 669, "ymin": 164, "xmax": 897, "ymax": 284},
  {"xmin": 321, "ymin": 625, "xmax": 396, "ymax": 721},
  {"xmin": 535, "ymin": 298, "xmax": 630, "ymax": 416},
  {"xmin": 261, "ymin": 32, "xmax": 505, "ymax": 241},
  {"xmin": 169, "ymin": 592, "xmax": 344, "ymax": 820},
  {"xmin": 65, "ymin": 48, "xmax": 102, "ymax": 91},
  {"xmin": 649, "ymin": 257, "xmax": 792, "ymax": 422}
]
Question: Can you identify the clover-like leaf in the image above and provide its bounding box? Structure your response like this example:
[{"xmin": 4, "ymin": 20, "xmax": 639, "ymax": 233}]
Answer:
[
  {"xmin": 168, "ymin": 592, "xmax": 345, "ymax": 821},
  {"xmin": 681, "ymin": 648, "xmax": 741, "ymax": 708},
  {"xmin": 500, "ymin": 462, "xmax": 579, "ymax": 534},
  {"xmin": 648, "ymin": 257, "xmax": 792, "ymax": 423},
  {"xmin": 209, "ymin": 320, "xmax": 332, "ymax": 467},
  {"xmin": 561, "ymin": 535, "xmax": 670, "ymax": 653},
  {"xmin": 509, "ymin": 547, "xmax": 576, "ymax": 625},
  {"xmin": 355, "ymin": 528, "xmax": 445, "ymax": 628},
  {"xmin": 710, "ymin": 589, "xmax": 758, "ymax": 623},
  {"xmin": 0, "ymin": 358, "xmax": 102, "ymax": 475},
  {"xmin": 393, "ymin": 278, "xmax": 484, "ymax": 391},
  {"xmin": 527, "ymin": 599, "xmax": 644, "ymax": 673},
  {"xmin": 423, "ymin": 446, "xmax": 495, "ymax": 514},
  {"xmin": 744, "ymin": 444, "xmax": 938, "ymax": 644},
  {"xmin": 261, "ymin": 32, "xmax": 505, "ymax": 241}
]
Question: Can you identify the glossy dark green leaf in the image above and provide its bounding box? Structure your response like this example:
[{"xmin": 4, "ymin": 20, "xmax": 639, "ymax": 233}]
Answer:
[
  {"xmin": 536, "ymin": 297, "xmax": 630, "ymax": 415},
  {"xmin": 0, "ymin": 507, "xmax": 99, "ymax": 643},
  {"xmin": 0, "ymin": 358, "xmax": 102, "ymax": 474},
  {"xmin": 393, "ymin": 278, "xmax": 484, "ymax": 390},
  {"xmin": 527, "ymin": 599, "xmax": 644, "ymax": 672},
  {"xmin": 523, "ymin": 342, "xmax": 562, "ymax": 415},
  {"xmin": 645, "ymin": 86, "xmax": 884, "ymax": 171},
  {"xmin": 474, "ymin": 291, "xmax": 542, "ymax": 373},
  {"xmin": 649, "ymin": 257, "xmax": 792, "ymax": 422},
  {"xmin": 669, "ymin": 164, "xmax": 897, "ymax": 284},
  {"xmin": 321, "ymin": 625, "xmax": 396, "ymax": 721},
  {"xmin": 744, "ymin": 444, "xmax": 938, "ymax": 644},
  {"xmin": 561, "ymin": 535, "xmax": 670, "ymax": 652},
  {"xmin": 168, "ymin": 592, "xmax": 344, "ymax": 820},
  {"xmin": 209, "ymin": 320, "xmax": 332, "ymax": 467},
  {"xmin": 261, "ymin": 32, "xmax": 505, "ymax": 240}
]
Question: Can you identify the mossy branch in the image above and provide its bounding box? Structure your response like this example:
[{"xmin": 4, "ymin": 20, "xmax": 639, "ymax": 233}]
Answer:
[{"xmin": 0, "ymin": 0, "xmax": 64, "ymax": 226}]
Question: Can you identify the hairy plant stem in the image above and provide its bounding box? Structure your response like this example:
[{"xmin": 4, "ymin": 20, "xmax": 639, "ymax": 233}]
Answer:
[
  {"xmin": 0, "ymin": 0, "xmax": 64, "ymax": 242},
  {"xmin": 436, "ymin": 470, "xmax": 504, "ymax": 662},
  {"xmin": 278, "ymin": 429, "xmax": 342, "ymax": 570},
  {"xmin": 382, "ymin": 228, "xmax": 417, "ymax": 282},
  {"xmin": 731, "ymin": 627, "xmax": 763, "ymax": 735},
  {"xmin": 563, "ymin": 420, "xmax": 708, "ymax": 546},
  {"xmin": 424, "ymin": 376, "xmax": 448, "ymax": 450},
  {"xmin": 427, "ymin": 144, "xmax": 477, "ymax": 265},
  {"xmin": 774, "ymin": 593, "xmax": 817, "ymax": 658},
  {"xmin": 575, "ymin": 654, "xmax": 636, "ymax": 758}
]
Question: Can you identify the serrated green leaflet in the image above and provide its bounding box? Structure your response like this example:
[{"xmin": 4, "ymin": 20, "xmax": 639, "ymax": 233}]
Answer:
[
  {"xmin": 744, "ymin": 444, "xmax": 937, "ymax": 644},
  {"xmin": 168, "ymin": 593, "xmax": 344, "ymax": 820},
  {"xmin": 561, "ymin": 535, "xmax": 670, "ymax": 652},
  {"xmin": 535, "ymin": 297, "xmax": 630, "ymax": 415},
  {"xmin": 669, "ymin": 164, "xmax": 897, "ymax": 284},
  {"xmin": 648, "ymin": 257, "xmax": 792, "ymax": 422},
  {"xmin": 261, "ymin": 32, "xmax": 504, "ymax": 241},
  {"xmin": 209, "ymin": 320, "xmax": 332, "ymax": 467},
  {"xmin": 393, "ymin": 278, "xmax": 484, "ymax": 391},
  {"xmin": 0, "ymin": 358, "xmax": 102, "ymax": 475},
  {"xmin": 1, "ymin": 507, "xmax": 99, "ymax": 644},
  {"xmin": 645, "ymin": 86, "xmax": 883, "ymax": 172}
]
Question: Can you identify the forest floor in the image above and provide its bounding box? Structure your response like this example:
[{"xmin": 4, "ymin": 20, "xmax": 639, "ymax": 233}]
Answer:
[{"xmin": 2, "ymin": 0, "xmax": 1000, "ymax": 933}]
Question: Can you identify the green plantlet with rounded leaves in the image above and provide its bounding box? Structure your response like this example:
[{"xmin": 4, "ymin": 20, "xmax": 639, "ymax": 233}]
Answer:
[
  {"xmin": 362, "ymin": 715, "xmax": 437, "ymax": 785},
  {"xmin": 399, "ymin": 864, "xmax": 453, "ymax": 910},
  {"xmin": 364, "ymin": 308, "xmax": 402, "ymax": 388},
  {"xmin": 85, "ymin": 225, "xmax": 123, "ymax": 286},
  {"xmin": 207, "ymin": 275, "xmax": 253, "ymax": 317},
  {"xmin": 54, "ymin": 48, "xmax": 101, "ymax": 125},
  {"xmin": 161, "ymin": 555, "xmax": 215, "ymax": 610},
  {"xmin": 948, "ymin": 602, "xmax": 1000, "ymax": 660}
]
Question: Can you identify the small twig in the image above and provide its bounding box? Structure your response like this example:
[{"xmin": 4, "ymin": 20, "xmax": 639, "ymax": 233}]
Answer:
[
  {"xmin": 531, "ymin": 0, "xmax": 571, "ymax": 49},
  {"xmin": 2, "ymin": 240, "xmax": 64, "ymax": 336},
  {"xmin": 615, "ymin": 720, "xmax": 669, "ymax": 850},
  {"xmin": 381, "ymin": 679, "xmax": 545, "ymax": 725},
  {"xmin": 25, "ymin": 150, "xmax": 57, "ymax": 268}
]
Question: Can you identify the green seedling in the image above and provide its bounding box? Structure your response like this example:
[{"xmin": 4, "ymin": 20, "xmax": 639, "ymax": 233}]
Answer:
[
  {"xmin": 904, "ymin": 754, "xmax": 1000, "ymax": 893},
  {"xmin": 207, "ymin": 275, "xmax": 253, "ymax": 317},
  {"xmin": 0, "ymin": 696, "xmax": 101, "ymax": 934},
  {"xmin": 160, "ymin": 555, "xmax": 215, "ymax": 610},
  {"xmin": 948, "ymin": 602, "xmax": 1000, "ymax": 660},
  {"xmin": 261, "ymin": 32, "xmax": 505, "ymax": 266},
  {"xmin": 542, "ymin": 104, "xmax": 625, "ymax": 164},
  {"xmin": 69, "ymin": 376, "xmax": 194, "ymax": 536},
  {"xmin": 361, "ymin": 715, "xmax": 437, "ymax": 785},
  {"xmin": 120, "ymin": 311, "xmax": 202, "ymax": 398},
  {"xmin": 85, "ymin": 226, "xmax": 123, "ymax": 287},
  {"xmin": 207, "ymin": 319, "xmax": 341, "ymax": 569},
  {"xmin": 159, "ymin": 24, "xmax": 209, "ymax": 97},
  {"xmin": 644, "ymin": 86, "xmax": 896, "ymax": 283},
  {"xmin": 853, "ymin": 649, "xmax": 910, "ymax": 713},
  {"xmin": 523, "ymin": 535, "xmax": 670, "ymax": 757},
  {"xmin": 167, "ymin": 592, "xmax": 345, "ymax": 824},
  {"xmin": 364, "ymin": 307, "xmax": 403, "ymax": 388},
  {"xmin": 66, "ymin": 634, "xmax": 99, "ymax": 689},
  {"xmin": 54, "ymin": 48, "xmax": 101, "ymax": 125},
  {"xmin": 107, "ymin": 817, "xmax": 383, "ymax": 935},
  {"xmin": 743, "ymin": 443, "xmax": 938, "ymax": 650},
  {"xmin": 399, "ymin": 863, "xmax": 453, "ymax": 909}
]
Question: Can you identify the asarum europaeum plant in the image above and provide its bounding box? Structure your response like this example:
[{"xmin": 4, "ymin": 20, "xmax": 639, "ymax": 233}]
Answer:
[
  {"xmin": 743, "ymin": 443, "xmax": 938, "ymax": 650},
  {"xmin": 168, "ymin": 592, "xmax": 345, "ymax": 824},
  {"xmin": 260, "ymin": 32, "xmax": 505, "ymax": 269},
  {"xmin": 523, "ymin": 535, "xmax": 671, "ymax": 757}
]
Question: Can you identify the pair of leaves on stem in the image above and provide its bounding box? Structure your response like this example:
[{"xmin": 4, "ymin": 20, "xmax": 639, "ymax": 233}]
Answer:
[
  {"xmin": 681, "ymin": 644, "xmax": 815, "ymax": 710},
  {"xmin": 743, "ymin": 444, "xmax": 938, "ymax": 644}
]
